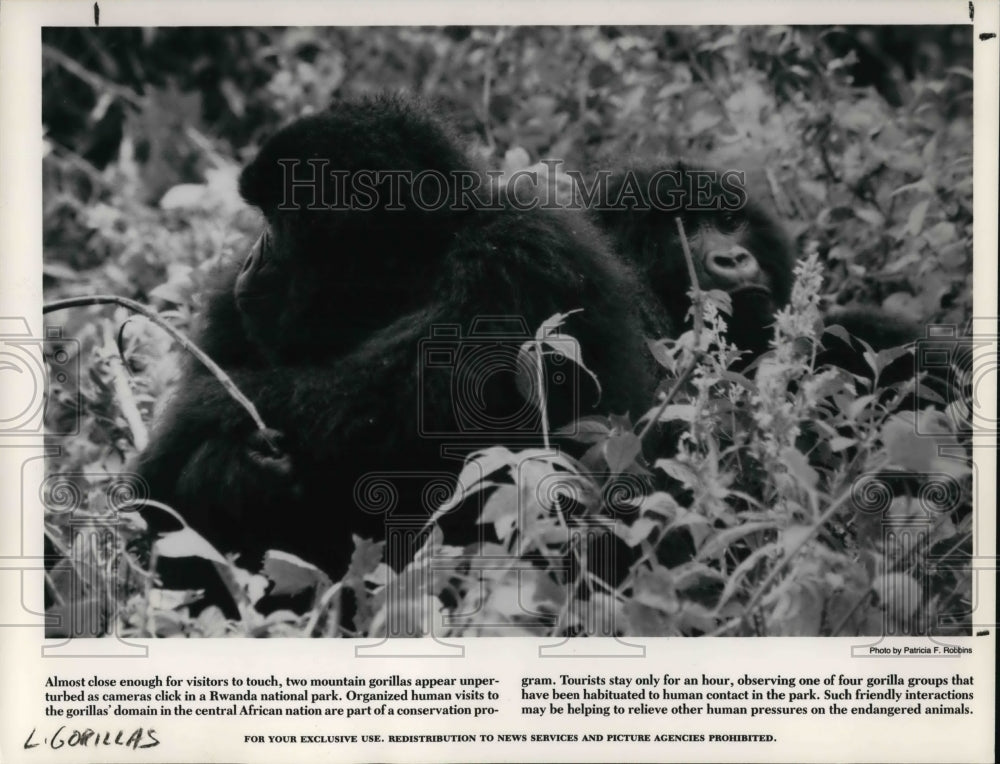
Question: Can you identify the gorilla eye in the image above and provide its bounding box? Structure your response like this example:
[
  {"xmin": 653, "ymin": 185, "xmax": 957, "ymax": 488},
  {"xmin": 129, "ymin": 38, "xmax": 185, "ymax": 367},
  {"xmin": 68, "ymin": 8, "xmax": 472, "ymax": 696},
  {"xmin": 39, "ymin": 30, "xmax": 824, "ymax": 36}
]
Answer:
[{"xmin": 718, "ymin": 211, "xmax": 743, "ymax": 232}]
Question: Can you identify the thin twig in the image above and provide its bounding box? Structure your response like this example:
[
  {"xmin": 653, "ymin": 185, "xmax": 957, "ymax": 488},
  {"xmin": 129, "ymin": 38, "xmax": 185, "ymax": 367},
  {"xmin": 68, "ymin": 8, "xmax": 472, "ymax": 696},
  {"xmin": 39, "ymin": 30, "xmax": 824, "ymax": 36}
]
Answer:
[
  {"xmin": 533, "ymin": 339, "xmax": 551, "ymax": 450},
  {"xmin": 675, "ymin": 216, "xmax": 703, "ymax": 346},
  {"xmin": 725, "ymin": 487, "xmax": 855, "ymax": 633},
  {"xmin": 43, "ymin": 295, "xmax": 269, "ymax": 433},
  {"xmin": 684, "ymin": 50, "xmax": 736, "ymax": 131},
  {"xmin": 764, "ymin": 166, "xmax": 798, "ymax": 219},
  {"xmin": 42, "ymin": 44, "xmax": 144, "ymax": 109},
  {"xmin": 100, "ymin": 321, "xmax": 149, "ymax": 450},
  {"xmin": 636, "ymin": 361, "xmax": 698, "ymax": 443},
  {"xmin": 480, "ymin": 29, "xmax": 505, "ymax": 153}
]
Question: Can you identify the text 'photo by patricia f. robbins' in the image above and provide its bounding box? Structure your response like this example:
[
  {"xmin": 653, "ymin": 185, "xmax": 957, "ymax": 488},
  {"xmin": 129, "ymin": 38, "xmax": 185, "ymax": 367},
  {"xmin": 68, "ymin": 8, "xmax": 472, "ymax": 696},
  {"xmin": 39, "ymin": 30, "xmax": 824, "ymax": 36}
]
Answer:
[{"xmin": 1, "ymin": 3, "xmax": 996, "ymax": 764}]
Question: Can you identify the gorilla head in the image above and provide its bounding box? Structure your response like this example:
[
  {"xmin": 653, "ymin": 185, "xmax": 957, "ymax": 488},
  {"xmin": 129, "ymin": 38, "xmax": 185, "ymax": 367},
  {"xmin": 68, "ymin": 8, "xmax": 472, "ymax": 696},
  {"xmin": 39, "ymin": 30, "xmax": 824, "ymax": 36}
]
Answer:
[{"xmin": 593, "ymin": 162, "xmax": 795, "ymax": 356}]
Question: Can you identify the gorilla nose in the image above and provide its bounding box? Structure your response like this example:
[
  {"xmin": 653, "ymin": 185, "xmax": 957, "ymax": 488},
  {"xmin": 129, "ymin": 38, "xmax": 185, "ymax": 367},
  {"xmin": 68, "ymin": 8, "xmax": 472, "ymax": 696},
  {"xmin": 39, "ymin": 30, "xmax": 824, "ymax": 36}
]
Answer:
[{"xmin": 706, "ymin": 246, "xmax": 760, "ymax": 283}]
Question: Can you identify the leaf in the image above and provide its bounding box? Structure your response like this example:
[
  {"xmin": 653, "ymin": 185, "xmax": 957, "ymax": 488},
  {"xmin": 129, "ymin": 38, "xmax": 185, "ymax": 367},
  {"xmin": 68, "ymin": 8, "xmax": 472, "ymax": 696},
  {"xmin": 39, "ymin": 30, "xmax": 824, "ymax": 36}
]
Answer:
[
  {"xmin": 880, "ymin": 292, "xmax": 923, "ymax": 322},
  {"xmin": 646, "ymin": 338, "xmax": 676, "ymax": 371},
  {"xmin": 632, "ymin": 565, "xmax": 679, "ymax": 614},
  {"xmin": 922, "ymin": 221, "xmax": 957, "ymax": 248},
  {"xmin": 905, "ymin": 199, "xmax": 930, "ymax": 236},
  {"xmin": 523, "ymin": 311, "xmax": 603, "ymax": 402},
  {"xmin": 840, "ymin": 106, "xmax": 876, "ymax": 132},
  {"xmin": 780, "ymin": 447, "xmax": 818, "ymax": 491},
  {"xmin": 829, "ymin": 436, "xmax": 857, "ymax": 453},
  {"xmin": 669, "ymin": 508, "xmax": 713, "ymax": 551},
  {"xmin": 154, "ymin": 527, "xmax": 227, "ymax": 563},
  {"xmin": 873, "ymin": 345, "xmax": 914, "ymax": 374},
  {"xmin": 854, "ymin": 207, "xmax": 885, "ymax": 226},
  {"xmin": 827, "ymin": 245, "xmax": 853, "ymax": 262},
  {"xmin": 672, "ymin": 564, "xmax": 726, "ymax": 596},
  {"xmin": 514, "ymin": 342, "xmax": 540, "ymax": 406},
  {"xmin": 148, "ymin": 281, "xmax": 190, "ymax": 305},
  {"xmin": 502, "ymin": 146, "xmax": 532, "ymax": 174},
  {"xmin": 658, "ymin": 404, "xmax": 697, "ymax": 423},
  {"xmin": 881, "ymin": 252, "xmax": 921, "ymax": 275},
  {"xmin": 696, "ymin": 521, "xmax": 778, "ymax": 560},
  {"xmin": 655, "ymin": 458, "xmax": 698, "ymax": 489},
  {"xmin": 263, "ymin": 549, "xmax": 332, "ymax": 598},
  {"xmin": 699, "ymin": 33, "xmax": 737, "ymax": 51},
  {"xmin": 890, "ymin": 179, "xmax": 934, "ymax": 197},
  {"xmin": 657, "ymin": 81, "xmax": 690, "ymax": 99},
  {"xmin": 882, "ymin": 411, "xmax": 971, "ymax": 478},
  {"xmin": 823, "ymin": 323, "xmax": 853, "ymax": 345},
  {"xmin": 478, "ymin": 484, "xmax": 519, "ymax": 541},
  {"xmin": 195, "ymin": 606, "xmax": 231, "ymax": 637},
  {"xmin": 717, "ymin": 370, "xmax": 758, "ymax": 394},
  {"xmin": 780, "ymin": 525, "xmax": 813, "ymax": 555},
  {"xmin": 704, "ymin": 289, "xmax": 733, "ymax": 316},
  {"xmin": 798, "ymin": 179, "xmax": 827, "ymax": 202},
  {"xmin": 436, "ymin": 447, "xmax": 512, "ymax": 513},
  {"xmin": 847, "ymin": 394, "xmax": 876, "ymax": 420},
  {"xmin": 604, "ymin": 431, "xmax": 642, "ymax": 475},
  {"xmin": 557, "ymin": 416, "xmax": 610, "ymax": 443},
  {"xmin": 638, "ymin": 491, "xmax": 680, "ymax": 519},
  {"xmin": 534, "ymin": 309, "xmax": 578, "ymax": 337},
  {"xmin": 159, "ymin": 183, "xmax": 210, "ymax": 210},
  {"xmin": 531, "ymin": 572, "xmax": 567, "ymax": 611},
  {"xmin": 914, "ymin": 379, "xmax": 947, "ymax": 405},
  {"xmin": 882, "ymin": 416, "xmax": 936, "ymax": 471},
  {"xmin": 42, "ymin": 262, "xmax": 83, "ymax": 282},
  {"xmin": 347, "ymin": 535, "xmax": 385, "ymax": 581},
  {"xmin": 614, "ymin": 516, "xmax": 658, "ymax": 547},
  {"xmin": 688, "ymin": 111, "xmax": 722, "ymax": 134}
]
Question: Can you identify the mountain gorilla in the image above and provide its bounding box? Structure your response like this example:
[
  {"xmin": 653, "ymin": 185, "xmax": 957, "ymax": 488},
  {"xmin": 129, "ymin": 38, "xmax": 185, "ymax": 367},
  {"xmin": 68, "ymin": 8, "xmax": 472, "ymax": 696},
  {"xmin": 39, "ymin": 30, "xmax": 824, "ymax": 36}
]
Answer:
[
  {"xmin": 591, "ymin": 162, "xmax": 922, "ymax": 365},
  {"xmin": 132, "ymin": 96, "xmax": 661, "ymax": 594},
  {"xmin": 587, "ymin": 161, "xmax": 926, "ymax": 596},
  {"xmin": 592, "ymin": 162, "xmax": 795, "ymax": 358}
]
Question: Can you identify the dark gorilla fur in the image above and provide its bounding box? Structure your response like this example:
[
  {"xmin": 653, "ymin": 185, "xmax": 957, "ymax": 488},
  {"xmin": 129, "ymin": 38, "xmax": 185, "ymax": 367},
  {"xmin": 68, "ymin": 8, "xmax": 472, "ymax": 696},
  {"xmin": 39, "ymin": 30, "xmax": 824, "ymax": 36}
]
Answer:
[
  {"xmin": 593, "ymin": 162, "xmax": 796, "ymax": 358},
  {"xmin": 591, "ymin": 161, "xmax": 921, "ymax": 362},
  {"xmin": 132, "ymin": 96, "xmax": 660, "ymax": 587}
]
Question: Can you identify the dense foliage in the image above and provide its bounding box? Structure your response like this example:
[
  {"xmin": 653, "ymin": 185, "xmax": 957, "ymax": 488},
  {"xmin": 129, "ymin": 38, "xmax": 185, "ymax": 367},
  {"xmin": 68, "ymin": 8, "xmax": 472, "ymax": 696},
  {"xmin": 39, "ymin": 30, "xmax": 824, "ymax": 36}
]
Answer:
[{"xmin": 42, "ymin": 26, "xmax": 973, "ymax": 637}]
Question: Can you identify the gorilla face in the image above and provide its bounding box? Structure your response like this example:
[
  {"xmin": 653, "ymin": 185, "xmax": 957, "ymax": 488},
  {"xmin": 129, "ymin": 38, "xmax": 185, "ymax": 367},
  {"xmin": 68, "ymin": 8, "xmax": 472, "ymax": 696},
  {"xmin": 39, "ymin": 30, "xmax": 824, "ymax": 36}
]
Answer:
[{"xmin": 594, "ymin": 163, "xmax": 795, "ymax": 356}]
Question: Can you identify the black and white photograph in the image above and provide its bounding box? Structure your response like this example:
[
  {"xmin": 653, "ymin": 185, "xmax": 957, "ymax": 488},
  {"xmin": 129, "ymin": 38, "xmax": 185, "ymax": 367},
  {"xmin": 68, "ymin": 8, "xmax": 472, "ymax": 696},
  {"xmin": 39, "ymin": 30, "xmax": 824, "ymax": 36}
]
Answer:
[
  {"xmin": 0, "ymin": 3, "xmax": 996, "ymax": 762},
  {"xmin": 35, "ymin": 23, "xmax": 979, "ymax": 639}
]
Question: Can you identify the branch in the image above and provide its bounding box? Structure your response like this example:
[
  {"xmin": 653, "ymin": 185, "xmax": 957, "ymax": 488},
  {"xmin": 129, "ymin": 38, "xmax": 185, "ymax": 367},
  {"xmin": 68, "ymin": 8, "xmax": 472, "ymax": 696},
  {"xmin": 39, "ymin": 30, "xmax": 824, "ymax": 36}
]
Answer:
[
  {"xmin": 675, "ymin": 216, "xmax": 703, "ymax": 345},
  {"xmin": 636, "ymin": 361, "xmax": 697, "ymax": 444},
  {"xmin": 43, "ymin": 295, "xmax": 269, "ymax": 433}
]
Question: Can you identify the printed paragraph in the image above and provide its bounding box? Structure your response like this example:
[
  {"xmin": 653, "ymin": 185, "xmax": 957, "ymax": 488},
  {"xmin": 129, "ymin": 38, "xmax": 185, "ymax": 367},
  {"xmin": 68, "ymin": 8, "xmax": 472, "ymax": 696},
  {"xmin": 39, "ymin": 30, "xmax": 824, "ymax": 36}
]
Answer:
[
  {"xmin": 518, "ymin": 672, "xmax": 975, "ymax": 718},
  {"xmin": 42, "ymin": 673, "xmax": 500, "ymax": 720}
]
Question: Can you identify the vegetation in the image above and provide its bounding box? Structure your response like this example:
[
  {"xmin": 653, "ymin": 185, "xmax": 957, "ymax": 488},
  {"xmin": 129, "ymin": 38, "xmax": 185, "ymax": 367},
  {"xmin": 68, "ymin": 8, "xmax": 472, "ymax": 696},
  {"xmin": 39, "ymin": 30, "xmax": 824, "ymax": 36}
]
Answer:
[{"xmin": 42, "ymin": 26, "xmax": 973, "ymax": 637}]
